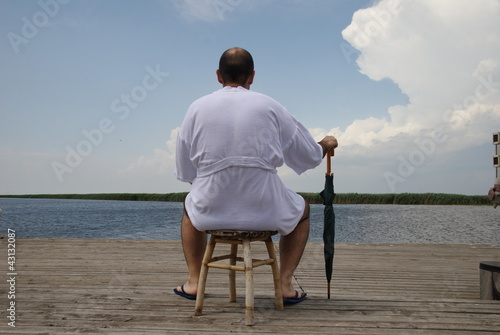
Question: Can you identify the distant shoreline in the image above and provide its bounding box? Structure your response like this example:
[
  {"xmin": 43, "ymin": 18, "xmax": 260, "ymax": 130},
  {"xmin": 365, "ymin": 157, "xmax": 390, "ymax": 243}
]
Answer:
[{"xmin": 0, "ymin": 192, "xmax": 491, "ymax": 206}]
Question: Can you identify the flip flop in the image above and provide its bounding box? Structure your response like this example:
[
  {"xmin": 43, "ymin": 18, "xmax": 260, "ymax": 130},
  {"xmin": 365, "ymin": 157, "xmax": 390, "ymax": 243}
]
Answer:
[
  {"xmin": 173, "ymin": 285, "xmax": 197, "ymax": 300},
  {"xmin": 283, "ymin": 290, "xmax": 307, "ymax": 305}
]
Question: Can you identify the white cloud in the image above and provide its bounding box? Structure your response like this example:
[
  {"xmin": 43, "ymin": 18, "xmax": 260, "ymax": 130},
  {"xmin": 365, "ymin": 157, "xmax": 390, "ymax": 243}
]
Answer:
[
  {"xmin": 168, "ymin": 0, "xmax": 220, "ymax": 22},
  {"xmin": 338, "ymin": 0, "xmax": 500, "ymax": 144},
  {"xmin": 118, "ymin": 127, "xmax": 179, "ymax": 178},
  {"xmin": 331, "ymin": 0, "xmax": 500, "ymax": 192},
  {"xmin": 163, "ymin": 0, "xmax": 250, "ymax": 22}
]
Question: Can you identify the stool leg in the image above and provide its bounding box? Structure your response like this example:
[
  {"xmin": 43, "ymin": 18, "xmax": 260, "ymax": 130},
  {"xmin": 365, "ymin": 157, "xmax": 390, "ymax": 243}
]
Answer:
[
  {"xmin": 265, "ymin": 237, "xmax": 284, "ymax": 311},
  {"xmin": 195, "ymin": 235, "xmax": 216, "ymax": 316},
  {"xmin": 242, "ymin": 238, "xmax": 254, "ymax": 326},
  {"xmin": 229, "ymin": 243, "xmax": 238, "ymax": 302}
]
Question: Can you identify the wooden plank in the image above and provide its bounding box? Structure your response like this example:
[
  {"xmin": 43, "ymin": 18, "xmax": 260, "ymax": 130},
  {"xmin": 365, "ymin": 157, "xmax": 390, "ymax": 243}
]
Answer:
[{"xmin": 0, "ymin": 239, "xmax": 499, "ymax": 334}]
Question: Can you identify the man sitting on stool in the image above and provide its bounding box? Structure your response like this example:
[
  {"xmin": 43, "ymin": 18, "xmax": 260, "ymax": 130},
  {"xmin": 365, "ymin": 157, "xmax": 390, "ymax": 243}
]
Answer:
[{"xmin": 174, "ymin": 47, "xmax": 338, "ymax": 303}]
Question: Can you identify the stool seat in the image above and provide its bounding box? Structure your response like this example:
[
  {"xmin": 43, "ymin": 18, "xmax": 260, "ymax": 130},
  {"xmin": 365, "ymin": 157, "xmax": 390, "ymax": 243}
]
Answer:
[
  {"xmin": 194, "ymin": 230, "xmax": 284, "ymax": 325},
  {"xmin": 207, "ymin": 230, "xmax": 278, "ymax": 238}
]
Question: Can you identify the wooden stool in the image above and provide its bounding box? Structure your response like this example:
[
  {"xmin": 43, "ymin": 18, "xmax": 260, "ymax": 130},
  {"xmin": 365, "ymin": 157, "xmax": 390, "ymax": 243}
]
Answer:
[{"xmin": 194, "ymin": 230, "xmax": 284, "ymax": 326}]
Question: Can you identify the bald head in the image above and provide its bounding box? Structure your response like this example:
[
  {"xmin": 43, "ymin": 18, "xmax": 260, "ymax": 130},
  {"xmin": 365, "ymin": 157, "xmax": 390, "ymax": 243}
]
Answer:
[{"xmin": 218, "ymin": 47, "xmax": 254, "ymax": 87}]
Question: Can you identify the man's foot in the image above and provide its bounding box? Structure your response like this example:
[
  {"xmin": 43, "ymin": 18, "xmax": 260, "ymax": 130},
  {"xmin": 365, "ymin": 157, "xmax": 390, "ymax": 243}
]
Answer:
[
  {"xmin": 283, "ymin": 290, "xmax": 307, "ymax": 304},
  {"xmin": 173, "ymin": 284, "xmax": 197, "ymax": 300}
]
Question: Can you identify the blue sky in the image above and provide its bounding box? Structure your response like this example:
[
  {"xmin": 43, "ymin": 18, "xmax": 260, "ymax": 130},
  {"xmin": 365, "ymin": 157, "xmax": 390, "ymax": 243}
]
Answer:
[{"xmin": 1, "ymin": 0, "xmax": 499, "ymax": 195}]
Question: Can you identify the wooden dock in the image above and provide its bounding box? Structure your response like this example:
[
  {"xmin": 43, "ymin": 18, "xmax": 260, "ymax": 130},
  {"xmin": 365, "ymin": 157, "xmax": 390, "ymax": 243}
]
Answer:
[{"xmin": 1, "ymin": 238, "xmax": 499, "ymax": 334}]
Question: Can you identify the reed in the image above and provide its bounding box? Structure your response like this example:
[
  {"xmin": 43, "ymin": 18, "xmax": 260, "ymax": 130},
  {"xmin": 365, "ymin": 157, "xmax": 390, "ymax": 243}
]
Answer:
[
  {"xmin": 0, "ymin": 193, "xmax": 188, "ymax": 202},
  {"xmin": 0, "ymin": 192, "xmax": 490, "ymax": 205},
  {"xmin": 299, "ymin": 192, "xmax": 490, "ymax": 205}
]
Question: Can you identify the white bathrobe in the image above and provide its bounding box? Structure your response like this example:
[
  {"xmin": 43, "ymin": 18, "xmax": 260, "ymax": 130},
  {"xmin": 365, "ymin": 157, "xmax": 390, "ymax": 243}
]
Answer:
[{"xmin": 175, "ymin": 86, "xmax": 323, "ymax": 235}]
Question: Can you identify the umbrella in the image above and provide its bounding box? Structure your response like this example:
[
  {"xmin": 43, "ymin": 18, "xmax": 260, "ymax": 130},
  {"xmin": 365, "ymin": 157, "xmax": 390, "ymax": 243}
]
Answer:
[{"xmin": 319, "ymin": 149, "xmax": 335, "ymax": 299}]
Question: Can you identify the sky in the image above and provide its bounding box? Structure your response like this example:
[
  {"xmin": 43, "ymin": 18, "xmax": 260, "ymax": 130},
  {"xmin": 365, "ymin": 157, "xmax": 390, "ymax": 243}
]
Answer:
[{"xmin": 0, "ymin": 0, "xmax": 499, "ymax": 196}]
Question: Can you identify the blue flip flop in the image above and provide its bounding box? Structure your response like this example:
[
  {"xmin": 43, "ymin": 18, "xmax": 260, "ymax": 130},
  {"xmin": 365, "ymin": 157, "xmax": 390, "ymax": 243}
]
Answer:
[
  {"xmin": 173, "ymin": 285, "xmax": 197, "ymax": 300},
  {"xmin": 283, "ymin": 290, "xmax": 307, "ymax": 304}
]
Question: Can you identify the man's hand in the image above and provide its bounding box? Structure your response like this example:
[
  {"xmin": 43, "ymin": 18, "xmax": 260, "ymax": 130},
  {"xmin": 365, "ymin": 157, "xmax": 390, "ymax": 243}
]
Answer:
[{"xmin": 318, "ymin": 136, "xmax": 338, "ymax": 158}]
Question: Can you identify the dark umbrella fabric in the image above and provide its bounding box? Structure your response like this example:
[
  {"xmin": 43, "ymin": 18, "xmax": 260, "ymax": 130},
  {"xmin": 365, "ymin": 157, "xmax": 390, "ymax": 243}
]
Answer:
[{"xmin": 320, "ymin": 156, "xmax": 335, "ymax": 299}]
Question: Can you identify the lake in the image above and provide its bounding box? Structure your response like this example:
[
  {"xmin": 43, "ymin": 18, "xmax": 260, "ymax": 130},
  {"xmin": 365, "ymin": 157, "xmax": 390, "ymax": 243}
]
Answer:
[{"xmin": 0, "ymin": 198, "xmax": 498, "ymax": 245}]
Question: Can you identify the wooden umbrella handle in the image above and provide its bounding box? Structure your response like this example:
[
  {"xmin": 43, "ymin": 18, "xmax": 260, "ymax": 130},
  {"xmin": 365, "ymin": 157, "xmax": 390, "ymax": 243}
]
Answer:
[{"xmin": 326, "ymin": 149, "xmax": 334, "ymax": 175}]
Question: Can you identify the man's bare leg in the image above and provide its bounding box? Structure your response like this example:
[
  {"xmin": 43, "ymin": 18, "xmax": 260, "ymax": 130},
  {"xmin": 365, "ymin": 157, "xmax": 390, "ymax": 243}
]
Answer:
[
  {"xmin": 176, "ymin": 207, "xmax": 206, "ymax": 295},
  {"xmin": 279, "ymin": 199, "xmax": 310, "ymax": 298}
]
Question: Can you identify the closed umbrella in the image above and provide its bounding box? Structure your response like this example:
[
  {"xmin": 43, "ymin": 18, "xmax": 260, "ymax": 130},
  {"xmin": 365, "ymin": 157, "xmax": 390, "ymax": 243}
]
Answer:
[{"xmin": 319, "ymin": 150, "xmax": 335, "ymax": 299}]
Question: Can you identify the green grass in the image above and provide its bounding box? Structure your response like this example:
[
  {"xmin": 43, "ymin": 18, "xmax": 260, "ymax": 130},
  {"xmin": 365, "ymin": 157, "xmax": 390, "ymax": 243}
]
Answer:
[{"xmin": 0, "ymin": 192, "xmax": 490, "ymax": 205}]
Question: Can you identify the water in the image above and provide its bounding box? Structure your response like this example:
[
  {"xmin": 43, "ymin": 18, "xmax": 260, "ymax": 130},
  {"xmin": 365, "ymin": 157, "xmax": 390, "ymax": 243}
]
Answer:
[{"xmin": 0, "ymin": 198, "xmax": 498, "ymax": 245}]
